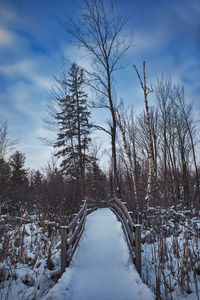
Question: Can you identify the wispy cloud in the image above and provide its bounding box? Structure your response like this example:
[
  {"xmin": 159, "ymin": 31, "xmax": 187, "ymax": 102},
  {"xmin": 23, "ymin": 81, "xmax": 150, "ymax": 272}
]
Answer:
[
  {"xmin": 0, "ymin": 3, "xmax": 60, "ymax": 169},
  {"xmin": 0, "ymin": 27, "xmax": 17, "ymax": 47},
  {"xmin": 131, "ymin": 28, "xmax": 170, "ymax": 54}
]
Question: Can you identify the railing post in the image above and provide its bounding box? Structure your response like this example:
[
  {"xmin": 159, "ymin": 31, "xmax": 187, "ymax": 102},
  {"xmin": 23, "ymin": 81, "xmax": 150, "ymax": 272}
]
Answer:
[
  {"xmin": 61, "ymin": 226, "xmax": 69, "ymax": 275},
  {"xmin": 135, "ymin": 225, "xmax": 141, "ymax": 275}
]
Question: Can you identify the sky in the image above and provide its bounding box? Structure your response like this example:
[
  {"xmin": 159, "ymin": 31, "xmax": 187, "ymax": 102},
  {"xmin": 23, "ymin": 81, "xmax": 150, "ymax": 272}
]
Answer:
[{"xmin": 0, "ymin": 0, "xmax": 200, "ymax": 171}]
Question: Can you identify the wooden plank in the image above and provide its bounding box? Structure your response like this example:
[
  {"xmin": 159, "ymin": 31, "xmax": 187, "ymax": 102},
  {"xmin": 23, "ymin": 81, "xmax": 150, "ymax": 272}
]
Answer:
[
  {"xmin": 60, "ymin": 226, "xmax": 69, "ymax": 274},
  {"xmin": 135, "ymin": 225, "xmax": 141, "ymax": 275}
]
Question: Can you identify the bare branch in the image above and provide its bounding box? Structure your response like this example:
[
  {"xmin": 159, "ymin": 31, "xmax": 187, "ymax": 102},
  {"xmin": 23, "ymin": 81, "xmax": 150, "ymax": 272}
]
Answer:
[
  {"xmin": 0, "ymin": 121, "xmax": 19, "ymax": 159},
  {"xmin": 88, "ymin": 123, "xmax": 111, "ymax": 136}
]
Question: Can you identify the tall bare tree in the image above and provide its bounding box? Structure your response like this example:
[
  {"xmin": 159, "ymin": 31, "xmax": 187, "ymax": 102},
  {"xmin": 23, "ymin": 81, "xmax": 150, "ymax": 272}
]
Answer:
[
  {"xmin": 66, "ymin": 0, "xmax": 133, "ymax": 195},
  {"xmin": 116, "ymin": 107, "xmax": 139, "ymax": 217},
  {"xmin": 154, "ymin": 77, "xmax": 199, "ymax": 205},
  {"xmin": 134, "ymin": 62, "xmax": 155, "ymax": 207},
  {"xmin": 173, "ymin": 87, "xmax": 199, "ymax": 203},
  {"xmin": 154, "ymin": 76, "xmax": 173, "ymax": 198}
]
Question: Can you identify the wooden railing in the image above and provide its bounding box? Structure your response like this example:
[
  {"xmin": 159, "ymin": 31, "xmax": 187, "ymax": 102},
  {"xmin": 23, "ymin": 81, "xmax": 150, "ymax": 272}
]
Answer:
[
  {"xmin": 60, "ymin": 197, "xmax": 141, "ymax": 276},
  {"xmin": 60, "ymin": 198, "xmax": 87, "ymax": 274},
  {"xmin": 107, "ymin": 197, "xmax": 141, "ymax": 275}
]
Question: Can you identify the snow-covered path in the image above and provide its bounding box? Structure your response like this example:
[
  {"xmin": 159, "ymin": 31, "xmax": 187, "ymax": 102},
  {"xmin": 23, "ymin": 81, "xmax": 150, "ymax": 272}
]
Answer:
[{"xmin": 44, "ymin": 208, "xmax": 155, "ymax": 300}]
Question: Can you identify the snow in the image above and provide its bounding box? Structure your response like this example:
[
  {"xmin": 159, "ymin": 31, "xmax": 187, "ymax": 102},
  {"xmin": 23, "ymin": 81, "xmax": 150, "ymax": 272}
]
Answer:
[
  {"xmin": 43, "ymin": 208, "xmax": 155, "ymax": 300},
  {"xmin": 141, "ymin": 206, "xmax": 200, "ymax": 299},
  {"xmin": 0, "ymin": 216, "xmax": 61, "ymax": 300}
]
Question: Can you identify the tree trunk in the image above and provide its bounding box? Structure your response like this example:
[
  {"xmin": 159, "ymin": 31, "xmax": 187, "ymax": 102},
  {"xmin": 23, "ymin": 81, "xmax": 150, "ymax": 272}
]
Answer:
[{"xmin": 134, "ymin": 62, "xmax": 155, "ymax": 208}]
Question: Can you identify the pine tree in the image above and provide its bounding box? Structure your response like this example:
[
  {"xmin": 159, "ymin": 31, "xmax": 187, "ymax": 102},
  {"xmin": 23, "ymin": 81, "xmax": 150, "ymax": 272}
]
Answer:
[
  {"xmin": 54, "ymin": 63, "xmax": 91, "ymax": 180},
  {"xmin": 86, "ymin": 157, "xmax": 107, "ymax": 199},
  {"xmin": 0, "ymin": 158, "xmax": 11, "ymax": 192},
  {"xmin": 9, "ymin": 151, "xmax": 28, "ymax": 187},
  {"xmin": 32, "ymin": 170, "xmax": 43, "ymax": 187}
]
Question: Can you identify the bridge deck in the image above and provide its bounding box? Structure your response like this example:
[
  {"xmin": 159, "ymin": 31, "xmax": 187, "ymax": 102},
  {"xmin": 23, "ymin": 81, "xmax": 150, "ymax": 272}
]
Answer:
[{"xmin": 44, "ymin": 208, "xmax": 154, "ymax": 300}]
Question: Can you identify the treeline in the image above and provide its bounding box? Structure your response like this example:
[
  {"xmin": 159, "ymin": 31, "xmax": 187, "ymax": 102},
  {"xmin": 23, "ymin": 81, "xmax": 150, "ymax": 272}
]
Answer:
[{"xmin": 0, "ymin": 149, "xmax": 107, "ymax": 216}]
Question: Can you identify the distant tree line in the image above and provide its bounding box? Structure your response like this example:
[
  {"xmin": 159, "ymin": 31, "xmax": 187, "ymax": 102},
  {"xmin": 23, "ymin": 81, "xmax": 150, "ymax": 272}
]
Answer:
[{"xmin": 0, "ymin": 148, "xmax": 107, "ymax": 217}]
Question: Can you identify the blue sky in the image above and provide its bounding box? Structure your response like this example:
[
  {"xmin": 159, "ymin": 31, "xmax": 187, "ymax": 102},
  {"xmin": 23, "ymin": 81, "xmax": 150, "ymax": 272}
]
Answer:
[{"xmin": 0, "ymin": 0, "xmax": 200, "ymax": 170}]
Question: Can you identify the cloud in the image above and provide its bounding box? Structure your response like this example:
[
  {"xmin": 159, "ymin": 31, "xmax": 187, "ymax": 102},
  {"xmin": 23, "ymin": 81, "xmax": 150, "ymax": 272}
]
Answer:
[
  {"xmin": 163, "ymin": 1, "xmax": 200, "ymax": 50},
  {"xmin": 0, "ymin": 56, "xmax": 55, "ymax": 86},
  {"xmin": 0, "ymin": 27, "xmax": 16, "ymax": 47},
  {"xmin": 0, "ymin": 4, "xmax": 18, "ymax": 25},
  {"xmin": 0, "ymin": 59, "xmax": 33, "ymax": 75},
  {"xmin": 62, "ymin": 43, "xmax": 93, "ymax": 71},
  {"xmin": 169, "ymin": 1, "xmax": 200, "ymax": 28},
  {"xmin": 0, "ymin": 29, "xmax": 59, "ymax": 170},
  {"xmin": 0, "ymin": 1, "xmax": 64, "ymax": 170},
  {"xmin": 17, "ymin": 140, "xmax": 52, "ymax": 171},
  {"xmin": 131, "ymin": 28, "xmax": 169, "ymax": 54}
]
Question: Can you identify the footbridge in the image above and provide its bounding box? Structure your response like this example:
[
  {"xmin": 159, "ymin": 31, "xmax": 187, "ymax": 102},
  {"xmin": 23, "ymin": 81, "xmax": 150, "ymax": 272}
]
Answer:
[
  {"xmin": 43, "ymin": 198, "xmax": 155, "ymax": 300},
  {"xmin": 60, "ymin": 197, "xmax": 141, "ymax": 275}
]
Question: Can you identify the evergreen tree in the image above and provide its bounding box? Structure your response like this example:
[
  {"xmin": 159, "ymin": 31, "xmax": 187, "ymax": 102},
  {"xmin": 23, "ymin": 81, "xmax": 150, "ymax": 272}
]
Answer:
[
  {"xmin": 9, "ymin": 151, "xmax": 28, "ymax": 187},
  {"xmin": 33, "ymin": 170, "xmax": 43, "ymax": 187},
  {"xmin": 54, "ymin": 63, "xmax": 91, "ymax": 179},
  {"xmin": 0, "ymin": 158, "xmax": 11, "ymax": 192},
  {"xmin": 86, "ymin": 157, "xmax": 107, "ymax": 199}
]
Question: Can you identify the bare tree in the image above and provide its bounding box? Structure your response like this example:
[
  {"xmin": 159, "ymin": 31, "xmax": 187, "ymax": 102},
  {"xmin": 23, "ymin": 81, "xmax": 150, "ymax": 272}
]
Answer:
[
  {"xmin": 43, "ymin": 151, "xmax": 59, "ymax": 180},
  {"xmin": 116, "ymin": 107, "xmax": 139, "ymax": 218},
  {"xmin": 65, "ymin": 0, "xmax": 133, "ymax": 195},
  {"xmin": 154, "ymin": 77, "xmax": 199, "ymax": 206},
  {"xmin": 0, "ymin": 121, "xmax": 18, "ymax": 159},
  {"xmin": 134, "ymin": 62, "xmax": 155, "ymax": 207},
  {"xmin": 173, "ymin": 87, "xmax": 199, "ymax": 203},
  {"xmin": 154, "ymin": 76, "xmax": 173, "ymax": 199}
]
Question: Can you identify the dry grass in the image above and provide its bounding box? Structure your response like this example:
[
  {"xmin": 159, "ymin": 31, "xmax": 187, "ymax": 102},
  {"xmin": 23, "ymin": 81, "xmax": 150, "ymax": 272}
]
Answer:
[
  {"xmin": 142, "ymin": 207, "xmax": 200, "ymax": 299},
  {"xmin": 0, "ymin": 209, "xmax": 62, "ymax": 299}
]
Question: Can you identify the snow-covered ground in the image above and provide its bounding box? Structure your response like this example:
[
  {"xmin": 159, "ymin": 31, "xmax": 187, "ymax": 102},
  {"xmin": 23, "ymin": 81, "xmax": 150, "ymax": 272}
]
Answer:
[
  {"xmin": 2, "ymin": 205, "xmax": 199, "ymax": 299},
  {"xmin": 43, "ymin": 208, "xmax": 155, "ymax": 300},
  {"xmin": 141, "ymin": 207, "xmax": 200, "ymax": 299},
  {"xmin": 0, "ymin": 215, "xmax": 61, "ymax": 300}
]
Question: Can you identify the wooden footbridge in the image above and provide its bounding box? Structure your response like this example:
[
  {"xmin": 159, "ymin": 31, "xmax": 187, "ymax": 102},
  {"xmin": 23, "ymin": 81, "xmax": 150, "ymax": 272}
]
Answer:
[
  {"xmin": 60, "ymin": 197, "xmax": 141, "ymax": 276},
  {"xmin": 44, "ymin": 198, "xmax": 155, "ymax": 300}
]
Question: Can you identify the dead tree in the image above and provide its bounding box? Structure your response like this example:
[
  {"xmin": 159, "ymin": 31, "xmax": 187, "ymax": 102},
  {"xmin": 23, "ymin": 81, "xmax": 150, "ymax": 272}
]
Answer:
[{"xmin": 134, "ymin": 62, "xmax": 155, "ymax": 208}]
